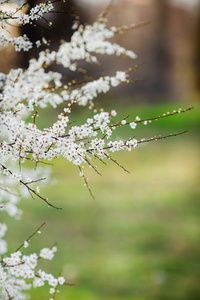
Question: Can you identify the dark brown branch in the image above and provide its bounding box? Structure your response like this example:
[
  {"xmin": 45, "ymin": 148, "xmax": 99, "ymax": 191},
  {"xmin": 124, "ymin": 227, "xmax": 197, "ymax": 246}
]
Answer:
[
  {"xmin": 78, "ymin": 165, "xmax": 95, "ymax": 199},
  {"xmin": 15, "ymin": 222, "xmax": 46, "ymax": 253},
  {"xmin": 133, "ymin": 107, "xmax": 194, "ymax": 124},
  {"xmin": 137, "ymin": 131, "xmax": 189, "ymax": 144},
  {"xmin": 105, "ymin": 153, "xmax": 130, "ymax": 173},
  {"xmin": 0, "ymin": 164, "xmax": 61, "ymax": 209}
]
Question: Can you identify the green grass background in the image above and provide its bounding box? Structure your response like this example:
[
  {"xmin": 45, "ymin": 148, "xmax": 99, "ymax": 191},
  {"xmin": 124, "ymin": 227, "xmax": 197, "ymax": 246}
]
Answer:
[{"xmin": 2, "ymin": 102, "xmax": 200, "ymax": 300}]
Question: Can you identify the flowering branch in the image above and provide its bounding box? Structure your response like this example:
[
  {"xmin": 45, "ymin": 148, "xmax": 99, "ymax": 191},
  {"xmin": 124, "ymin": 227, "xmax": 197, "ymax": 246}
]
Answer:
[
  {"xmin": 0, "ymin": 222, "xmax": 66, "ymax": 299},
  {"xmin": 137, "ymin": 131, "xmax": 189, "ymax": 144},
  {"xmin": 0, "ymin": 164, "xmax": 61, "ymax": 209},
  {"xmin": 0, "ymin": 0, "xmax": 193, "ymax": 299},
  {"xmin": 14, "ymin": 222, "xmax": 46, "ymax": 253}
]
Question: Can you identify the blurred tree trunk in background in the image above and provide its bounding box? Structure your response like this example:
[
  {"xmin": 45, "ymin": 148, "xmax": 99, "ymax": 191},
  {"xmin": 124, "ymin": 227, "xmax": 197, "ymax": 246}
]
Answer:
[
  {"xmin": 194, "ymin": 2, "xmax": 200, "ymax": 92},
  {"xmin": 151, "ymin": 0, "xmax": 171, "ymax": 97},
  {"xmin": 21, "ymin": 0, "xmax": 87, "ymax": 68}
]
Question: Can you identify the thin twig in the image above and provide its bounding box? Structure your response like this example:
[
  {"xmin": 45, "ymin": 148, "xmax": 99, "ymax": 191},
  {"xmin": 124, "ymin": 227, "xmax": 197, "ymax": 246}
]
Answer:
[
  {"xmin": 15, "ymin": 222, "xmax": 46, "ymax": 253},
  {"xmin": 0, "ymin": 164, "xmax": 61, "ymax": 209},
  {"xmin": 105, "ymin": 153, "xmax": 130, "ymax": 173}
]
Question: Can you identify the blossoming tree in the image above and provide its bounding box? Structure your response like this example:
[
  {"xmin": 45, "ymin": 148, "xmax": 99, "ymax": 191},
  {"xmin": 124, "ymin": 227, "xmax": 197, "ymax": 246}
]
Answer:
[{"xmin": 0, "ymin": 0, "xmax": 192, "ymax": 299}]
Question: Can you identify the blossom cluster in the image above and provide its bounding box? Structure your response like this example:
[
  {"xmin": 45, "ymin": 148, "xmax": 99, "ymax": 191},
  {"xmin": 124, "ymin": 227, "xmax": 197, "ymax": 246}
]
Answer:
[
  {"xmin": 0, "ymin": 233, "xmax": 65, "ymax": 299},
  {"xmin": 0, "ymin": 0, "xmax": 54, "ymax": 51},
  {"xmin": 0, "ymin": 0, "xmax": 142, "ymax": 208}
]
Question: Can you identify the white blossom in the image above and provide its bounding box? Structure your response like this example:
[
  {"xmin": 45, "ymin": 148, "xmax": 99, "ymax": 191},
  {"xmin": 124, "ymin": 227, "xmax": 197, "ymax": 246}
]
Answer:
[
  {"xmin": 130, "ymin": 122, "xmax": 137, "ymax": 129},
  {"xmin": 39, "ymin": 248, "xmax": 56, "ymax": 260}
]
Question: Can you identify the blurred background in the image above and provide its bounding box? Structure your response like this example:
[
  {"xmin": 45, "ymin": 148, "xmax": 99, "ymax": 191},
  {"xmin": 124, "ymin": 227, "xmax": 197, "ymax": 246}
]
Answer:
[
  {"xmin": 1, "ymin": 0, "xmax": 200, "ymax": 299},
  {"xmin": 1, "ymin": 0, "xmax": 200, "ymax": 103}
]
